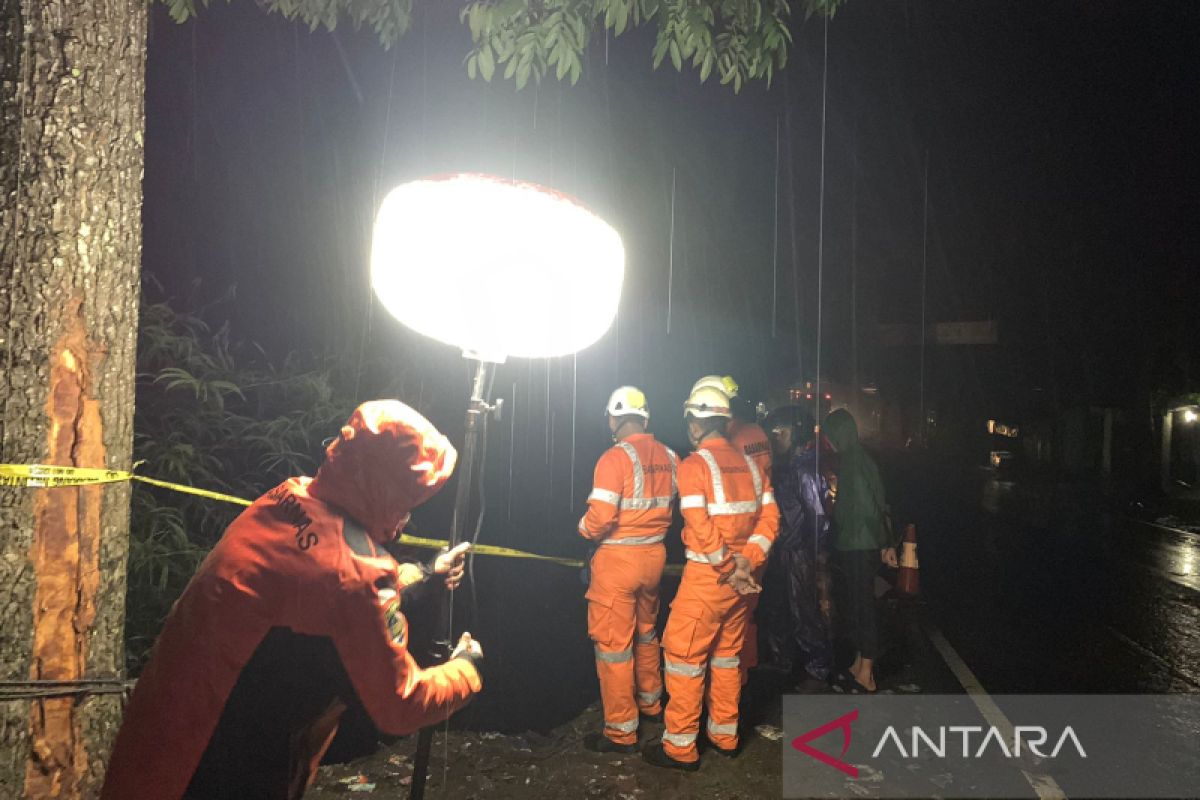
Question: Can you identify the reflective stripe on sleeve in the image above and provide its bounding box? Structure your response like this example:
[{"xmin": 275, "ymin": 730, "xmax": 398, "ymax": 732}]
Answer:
[
  {"xmin": 605, "ymin": 718, "xmax": 639, "ymax": 733},
  {"xmin": 664, "ymin": 658, "xmax": 706, "ymax": 678},
  {"xmin": 761, "ymin": 491, "xmax": 775, "ymax": 505},
  {"xmin": 679, "ymin": 494, "xmax": 706, "ymax": 509},
  {"xmin": 663, "ymin": 731, "xmax": 697, "ymax": 747},
  {"xmin": 707, "ymin": 720, "xmax": 738, "ymax": 736},
  {"xmin": 589, "ymin": 487, "xmax": 622, "ymax": 506},
  {"xmin": 594, "ymin": 646, "xmax": 633, "ymax": 664},
  {"xmin": 710, "ymin": 655, "xmax": 740, "ymax": 669},
  {"xmin": 602, "ymin": 533, "xmax": 666, "ymax": 546},
  {"xmin": 684, "ymin": 546, "xmax": 729, "ymax": 565},
  {"xmin": 747, "ymin": 534, "xmax": 772, "ymax": 556}
]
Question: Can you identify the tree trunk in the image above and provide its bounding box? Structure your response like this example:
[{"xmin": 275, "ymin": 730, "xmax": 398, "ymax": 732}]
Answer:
[{"xmin": 1, "ymin": 1, "xmax": 145, "ymax": 797}]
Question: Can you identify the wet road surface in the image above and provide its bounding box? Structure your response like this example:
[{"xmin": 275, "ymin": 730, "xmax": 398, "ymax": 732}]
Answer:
[{"xmin": 888, "ymin": 450, "xmax": 1200, "ymax": 695}]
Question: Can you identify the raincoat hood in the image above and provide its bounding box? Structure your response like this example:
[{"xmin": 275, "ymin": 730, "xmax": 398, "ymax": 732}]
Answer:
[
  {"xmin": 822, "ymin": 408, "xmax": 859, "ymax": 454},
  {"xmin": 309, "ymin": 400, "xmax": 457, "ymax": 544}
]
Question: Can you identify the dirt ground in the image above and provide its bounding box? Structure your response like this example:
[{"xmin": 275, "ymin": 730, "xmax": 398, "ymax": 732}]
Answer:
[{"xmin": 307, "ymin": 701, "xmax": 785, "ymax": 800}]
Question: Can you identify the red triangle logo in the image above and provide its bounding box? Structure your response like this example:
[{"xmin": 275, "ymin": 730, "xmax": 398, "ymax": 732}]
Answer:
[{"xmin": 791, "ymin": 708, "xmax": 860, "ymax": 778}]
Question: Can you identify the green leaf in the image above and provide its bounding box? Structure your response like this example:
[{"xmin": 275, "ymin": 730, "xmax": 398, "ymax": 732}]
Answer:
[
  {"xmin": 669, "ymin": 39, "xmax": 682, "ymax": 71},
  {"xmin": 652, "ymin": 37, "xmax": 669, "ymax": 68},
  {"xmin": 615, "ymin": 0, "xmax": 629, "ymax": 35},
  {"xmin": 516, "ymin": 60, "xmax": 532, "ymax": 89},
  {"xmin": 480, "ymin": 43, "xmax": 496, "ymax": 80},
  {"xmin": 467, "ymin": 5, "xmax": 482, "ymax": 40},
  {"xmin": 700, "ymin": 50, "xmax": 714, "ymax": 82},
  {"xmin": 467, "ymin": 53, "xmax": 478, "ymax": 80}
]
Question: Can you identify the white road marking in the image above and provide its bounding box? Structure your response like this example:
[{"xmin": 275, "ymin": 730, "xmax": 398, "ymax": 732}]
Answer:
[{"xmin": 926, "ymin": 626, "xmax": 1067, "ymax": 800}]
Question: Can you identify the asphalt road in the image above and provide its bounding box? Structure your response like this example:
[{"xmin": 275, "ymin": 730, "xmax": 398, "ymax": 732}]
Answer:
[{"xmin": 885, "ymin": 451, "xmax": 1200, "ymax": 695}]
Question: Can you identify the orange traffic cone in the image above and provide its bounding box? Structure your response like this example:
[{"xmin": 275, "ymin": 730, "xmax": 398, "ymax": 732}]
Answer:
[{"xmin": 896, "ymin": 523, "xmax": 919, "ymax": 597}]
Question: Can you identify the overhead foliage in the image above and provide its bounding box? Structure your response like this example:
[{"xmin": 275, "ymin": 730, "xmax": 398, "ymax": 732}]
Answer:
[{"xmin": 157, "ymin": 0, "xmax": 845, "ymax": 91}]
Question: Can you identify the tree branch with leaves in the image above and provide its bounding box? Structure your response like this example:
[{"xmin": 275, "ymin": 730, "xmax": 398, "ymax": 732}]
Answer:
[{"xmin": 158, "ymin": 0, "xmax": 845, "ymax": 91}]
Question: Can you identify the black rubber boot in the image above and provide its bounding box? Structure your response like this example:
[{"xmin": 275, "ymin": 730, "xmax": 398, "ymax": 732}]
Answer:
[
  {"xmin": 707, "ymin": 741, "xmax": 738, "ymax": 758},
  {"xmin": 642, "ymin": 742, "xmax": 700, "ymax": 772},
  {"xmin": 639, "ymin": 710, "xmax": 664, "ymax": 724},
  {"xmin": 583, "ymin": 732, "xmax": 638, "ymax": 755}
]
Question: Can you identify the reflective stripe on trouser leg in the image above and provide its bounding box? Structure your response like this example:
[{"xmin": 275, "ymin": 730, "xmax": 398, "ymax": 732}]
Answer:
[
  {"xmin": 606, "ymin": 717, "xmax": 639, "ymax": 734},
  {"xmin": 662, "ymin": 655, "xmax": 706, "ymax": 762},
  {"xmin": 705, "ymin": 602, "xmax": 749, "ymax": 753},
  {"xmin": 662, "ymin": 618, "xmax": 716, "ymax": 764},
  {"xmin": 589, "ymin": 598, "xmax": 639, "ymax": 746},
  {"xmin": 635, "ymin": 635, "xmax": 662, "ymax": 715},
  {"xmin": 635, "ymin": 592, "xmax": 663, "ymax": 715},
  {"xmin": 593, "ymin": 647, "xmax": 639, "ymax": 745}
]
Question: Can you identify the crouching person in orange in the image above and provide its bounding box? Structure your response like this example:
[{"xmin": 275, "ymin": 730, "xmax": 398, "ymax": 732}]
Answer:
[
  {"xmin": 643, "ymin": 386, "xmax": 779, "ymax": 771},
  {"xmin": 102, "ymin": 401, "xmax": 483, "ymax": 800},
  {"xmin": 578, "ymin": 386, "xmax": 678, "ymax": 754}
]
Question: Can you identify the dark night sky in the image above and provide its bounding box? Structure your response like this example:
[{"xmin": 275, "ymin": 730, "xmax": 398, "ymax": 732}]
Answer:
[{"xmin": 142, "ymin": 0, "xmax": 1199, "ymax": 469}]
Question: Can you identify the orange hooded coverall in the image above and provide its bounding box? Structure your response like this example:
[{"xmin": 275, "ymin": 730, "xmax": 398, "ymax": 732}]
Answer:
[
  {"xmin": 102, "ymin": 401, "xmax": 481, "ymax": 800},
  {"xmin": 578, "ymin": 433, "xmax": 678, "ymax": 745},
  {"xmin": 661, "ymin": 436, "xmax": 778, "ymax": 763},
  {"xmin": 727, "ymin": 417, "xmax": 774, "ymax": 683}
]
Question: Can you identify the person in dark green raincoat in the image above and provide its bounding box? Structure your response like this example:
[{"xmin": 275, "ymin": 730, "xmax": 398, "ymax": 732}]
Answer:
[{"xmin": 822, "ymin": 408, "xmax": 897, "ymax": 692}]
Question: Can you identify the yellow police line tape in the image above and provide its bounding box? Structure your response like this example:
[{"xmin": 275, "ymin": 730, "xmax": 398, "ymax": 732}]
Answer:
[{"xmin": 0, "ymin": 464, "xmax": 684, "ymax": 576}]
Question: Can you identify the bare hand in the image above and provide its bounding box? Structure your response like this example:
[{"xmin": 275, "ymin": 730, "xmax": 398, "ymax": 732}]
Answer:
[
  {"xmin": 819, "ymin": 597, "xmax": 833, "ymax": 619},
  {"xmin": 720, "ymin": 566, "xmax": 762, "ymax": 595},
  {"xmin": 881, "ymin": 547, "xmax": 898, "ymax": 568},
  {"xmin": 434, "ymin": 542, "xmax": 471, "ymax": 590},
  {"xmin": 717, "ymin": 554, "xmax": 760, "ymax": 594},
  {"xmin": 730, "ymin": 570, "xmax": 762, "ymax": 595},
  {"xmin": 451, "ymin": 631, "xmax": 483, "ymax": 661}
]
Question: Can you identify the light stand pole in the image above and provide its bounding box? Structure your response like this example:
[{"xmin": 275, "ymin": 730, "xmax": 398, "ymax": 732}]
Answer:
[
  {"xmin": 370, "ymin": 173, "xmax": 624, "ymax": 800},
  {"xmin": 410, "ymin": 355, "xmax": 499, "ymax": 800}
]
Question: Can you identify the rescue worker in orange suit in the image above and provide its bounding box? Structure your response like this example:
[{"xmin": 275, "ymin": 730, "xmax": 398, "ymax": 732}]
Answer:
[
  {"xmin": 691, "ymin": 375, "xmax": 774, "ymax": 686},
  {"xmin": 578, "ymin": 386, "xmax": 678, "ymax": 754},
  {"xmin": 102, "ymin": 401, "xmax": 484, "ymax": 800},
  {"xmin": 643, "ymin": 386, "xmax": 779, "ymax": 770}
]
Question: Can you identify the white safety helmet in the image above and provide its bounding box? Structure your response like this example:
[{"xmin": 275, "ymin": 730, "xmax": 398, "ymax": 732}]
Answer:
[
  {"xmin": 683, "ymin": 386, "xmax": 732, "ymax": 419},
  {"xmin": 606, "ymin": 386, "xmax": 650, "ymax": 420},
  {"xmin": 691, "ymin": 374, "xmax": 739, "ymax": 399}
]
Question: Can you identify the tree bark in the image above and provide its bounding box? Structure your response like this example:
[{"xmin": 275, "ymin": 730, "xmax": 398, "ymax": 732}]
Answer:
[{"xmin": 1, "ymin": 1, "xmax": 145, "ymax": 797}]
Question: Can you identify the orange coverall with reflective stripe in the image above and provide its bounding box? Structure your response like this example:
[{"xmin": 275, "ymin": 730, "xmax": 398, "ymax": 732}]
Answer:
[
  {"xmin": 727, "ymin": 418, "xmax": 774, "ymax": 683},
  {"xmin": 661, "ymin": 436, "xmax": 778, "ymax": 762},
  {"xmin": 578, "ymin": 433, "xmax": 677, "ymax": 745}
]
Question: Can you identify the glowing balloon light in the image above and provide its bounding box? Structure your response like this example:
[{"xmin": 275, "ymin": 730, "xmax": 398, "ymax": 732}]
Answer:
[{"xmin": 371, "ymin": 173, "xmax": 625, "ymax": 361}]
